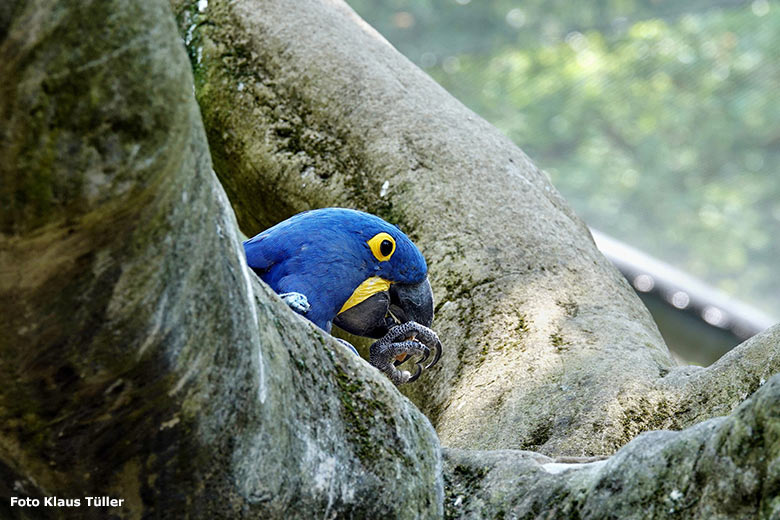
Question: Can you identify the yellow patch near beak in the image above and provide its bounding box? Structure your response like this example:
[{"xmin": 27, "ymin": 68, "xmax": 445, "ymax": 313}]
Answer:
[{"xmin": 338, "ymin": 276, "xmax": 392, "ymax": 314}]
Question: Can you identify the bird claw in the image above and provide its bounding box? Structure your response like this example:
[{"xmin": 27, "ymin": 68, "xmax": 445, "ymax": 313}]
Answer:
[
  {"xmin": 369, "ymin": 322, "xmax": 442, "ymax": 385},
  {"xmin": 279, "ymin": 292, "xmax": 310, "ymax": 314}
]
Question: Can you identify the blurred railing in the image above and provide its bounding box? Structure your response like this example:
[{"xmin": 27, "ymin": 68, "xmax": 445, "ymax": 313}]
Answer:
[{"xmin": 591, "ymin": 229, "xmax": 777, "ymax": 365}]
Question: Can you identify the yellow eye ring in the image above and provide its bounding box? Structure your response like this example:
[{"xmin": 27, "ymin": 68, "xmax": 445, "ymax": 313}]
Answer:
[{"xmin": 367, "ymin": 232, "xmax": 396, "ymax": 262}]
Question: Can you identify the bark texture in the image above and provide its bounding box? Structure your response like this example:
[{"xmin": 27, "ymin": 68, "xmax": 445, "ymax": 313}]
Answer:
[
  {"xmin": 2, "ymin": 0, "xmax": 780, "ymax": 518},
  {"xmin": 172, "ymin": 0, "xmax": 780, "ymax": 457},
  {"xmin": 444, "ymin": 372, "xmax": 780, "ymax": 519},
  {"xmin": 0, "ymin": 1, "xmax": 441, "ymax": 518}
]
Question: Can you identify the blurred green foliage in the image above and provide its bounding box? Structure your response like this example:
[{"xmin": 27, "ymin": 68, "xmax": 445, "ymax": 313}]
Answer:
[{"xmin": 348, "ymin": 0, "xmax": 780, "ymax": 317}]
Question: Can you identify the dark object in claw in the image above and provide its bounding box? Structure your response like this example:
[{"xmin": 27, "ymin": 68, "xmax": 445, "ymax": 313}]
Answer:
[
  {"xmin": 333, "ymin": 276, "xmax": 441, "ymax": 385},
  {"xmin": 369, "ymin": 322, "xmax": 443, "ymax": 385}
]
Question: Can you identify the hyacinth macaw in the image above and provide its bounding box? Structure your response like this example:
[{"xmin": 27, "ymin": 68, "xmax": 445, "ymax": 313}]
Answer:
[{"xmin": 243, "ymin": 208, "xmax": 442, "ymax": 384}]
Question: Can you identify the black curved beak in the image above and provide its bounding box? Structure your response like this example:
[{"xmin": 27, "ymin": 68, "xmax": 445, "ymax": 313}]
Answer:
[{"xmin": 333, "ymin": 278, "xmax": 434, "ymax": 339}]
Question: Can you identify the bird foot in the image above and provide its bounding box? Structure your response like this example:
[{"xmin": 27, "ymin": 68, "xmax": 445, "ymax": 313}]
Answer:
[
  {"xmin": 369, "ymin": 322, "xmax": 442, "ymax": 385},
  {"xmin": 279, "ymin": 292, "xmax": 310, "ymax": 314}
]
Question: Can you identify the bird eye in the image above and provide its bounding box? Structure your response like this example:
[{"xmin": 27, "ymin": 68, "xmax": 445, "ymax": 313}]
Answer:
[
  {"xmin": 367, "ymin": 232, "xmax": 396, "ymax": 262},
  {"xmin": 380, "ymin": 239, "xmax": 393, "ymax": 257}
]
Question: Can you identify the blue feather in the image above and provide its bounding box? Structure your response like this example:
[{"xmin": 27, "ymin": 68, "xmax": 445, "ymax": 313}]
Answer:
[{"xmin": 243, "ymin": 208, "xmax": 427, "ymax": 331}]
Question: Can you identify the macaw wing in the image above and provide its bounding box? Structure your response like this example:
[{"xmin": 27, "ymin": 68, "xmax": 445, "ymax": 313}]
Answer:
[{"xmin": 243, "ymin": 234, "xmax": 280, "ymax": 275}]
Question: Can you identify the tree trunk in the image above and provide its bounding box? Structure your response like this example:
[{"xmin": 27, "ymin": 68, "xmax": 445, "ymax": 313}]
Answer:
[
  {"xmin": 170, "ymin": 0, "xmax": 780, "ymax": 457},
  {"xmin": 0, "ymin": 1, "xmax": 440, "ymax": 518},
  {"xmin": 2, "ymin": 0, "xmax": 778, "ymax": 517}
]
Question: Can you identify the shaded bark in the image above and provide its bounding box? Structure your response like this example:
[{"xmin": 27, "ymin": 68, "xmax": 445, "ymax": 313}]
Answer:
[{"xmin": 0, "ymin": 1, "xmax": 441, "ymax": 518}]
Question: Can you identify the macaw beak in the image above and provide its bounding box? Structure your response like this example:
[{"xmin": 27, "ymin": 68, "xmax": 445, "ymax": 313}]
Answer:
[
  {"xmin": 387, "ymin": 277, "xmax": 434, "ymax": 328},
  {"xmin": 333, "ymin": 278, "xmax": 434, "ymax": 339}
]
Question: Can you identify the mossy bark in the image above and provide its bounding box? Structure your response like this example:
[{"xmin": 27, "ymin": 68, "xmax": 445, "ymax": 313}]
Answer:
[
  {"xmin": 0, "ymin": 1, "xmax": 441, "ymax": 518},
  {"xmin": 444, "ymin": 372, "xmax": 780, "ymax": 519},
  {"xmin": 3, "ymin": 0, "xmax": 779, "ymax": 517},
  {"xmin": 169, "ymin": 0, "xmax": 780, "ymax": 457}
]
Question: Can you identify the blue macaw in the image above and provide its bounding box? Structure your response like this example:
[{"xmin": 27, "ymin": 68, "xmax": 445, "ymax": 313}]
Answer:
[{"xmin": 244, "ymin": 208, "xmax": 442, "ymax": 384}]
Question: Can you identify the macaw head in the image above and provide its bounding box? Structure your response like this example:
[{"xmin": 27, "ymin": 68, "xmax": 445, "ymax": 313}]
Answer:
[{"xmin": 244, "ymin": 208, "xmax": 434, "ymax": 338}]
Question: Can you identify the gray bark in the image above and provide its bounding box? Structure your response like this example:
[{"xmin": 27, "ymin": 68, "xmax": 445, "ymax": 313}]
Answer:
[
  {"xmin": 171, "ymin": 0, "xmax": 780, "ymax": 457},
  {"xmin": 0, "ymin": 1, "xmax": 440, "ymax": 518},
  {"xmin": 1, "ymin": 0, "xmax": 778, "ymax": 518},
  {"xmin": 444, "ymin": 372, "xmax": 780, "ymax": 519}
]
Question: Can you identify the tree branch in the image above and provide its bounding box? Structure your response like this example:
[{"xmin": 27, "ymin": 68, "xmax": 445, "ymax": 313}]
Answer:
[
  {"xmin": 661, "ymin": 323, "xmax": 780, "ymax": 428},
  {"xmin": 0, "ymin": 1, "xmax": 441, "ymax": 517},
  {"xmin": 445, "ymin": 372, "xmax": 780, "ymax": 519}
]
